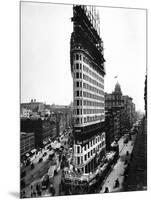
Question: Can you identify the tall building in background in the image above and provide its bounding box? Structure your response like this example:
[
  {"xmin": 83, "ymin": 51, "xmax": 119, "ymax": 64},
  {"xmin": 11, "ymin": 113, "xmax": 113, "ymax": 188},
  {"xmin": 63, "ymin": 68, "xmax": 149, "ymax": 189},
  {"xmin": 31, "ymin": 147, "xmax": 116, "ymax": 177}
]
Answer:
[
  {"xmin": 105, "ymin": 82, "xmax": 124, "ymax": 149},
  {"xmin": 70, "ymin": 5, "xmax": 106, "ymax": 174}
]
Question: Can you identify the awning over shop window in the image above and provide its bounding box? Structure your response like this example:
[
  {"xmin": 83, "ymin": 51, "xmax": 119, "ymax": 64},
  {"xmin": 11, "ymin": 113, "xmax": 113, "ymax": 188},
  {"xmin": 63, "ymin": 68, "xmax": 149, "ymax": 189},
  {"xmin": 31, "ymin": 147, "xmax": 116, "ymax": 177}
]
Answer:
[
  {"xmin": 25, "ymin": 153, "xmax": 30, "ymax": 157},
  {"xmin": 31, "ymin": 149, "xmax": 36, "ymax": 154},
  {"xmin": 43, "ymin": 141, "xmax": 47, "ymax": 145}
]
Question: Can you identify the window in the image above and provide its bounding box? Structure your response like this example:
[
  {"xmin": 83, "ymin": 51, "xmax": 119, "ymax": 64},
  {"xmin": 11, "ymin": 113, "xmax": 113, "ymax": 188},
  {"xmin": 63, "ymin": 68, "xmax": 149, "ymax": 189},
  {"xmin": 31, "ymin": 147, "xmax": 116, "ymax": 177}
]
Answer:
[
  {"xmin": 76, "ymin": 54, "xmax": 79, "ymax": 60},
  {"xmin": 76, "ymin": 63, "xmax": 79, "ymax": 70},
  {"xmin": 77, "ymin": 100, "xmax": 79, "ymax": 106},
  {"xmin": 77, "ymin": 146, "xmax": 80, "ymax": 153},
  {"xmin": 77, "ymin": 157, "xmax": 80, "ymax": 164},
  {"xmin": 93, "ymin": 139, "xmax": 95, "ymax": 145},
  {"xmin": 76, "ymin": 82, "xmax": 79, "ymax": 87},
  {"xmin": 76, "ymin": 118, "xmax": 79, "ymax": 124},
  {"xmin": 81, "ymin": 156, "xmax": 83, "ymax": 164},
  {"xmin": 89, "ymin": 141, "xmax": 91, "ymax": 147},
  {"xmin": 80, "ymin": 100, "xmax": 82, "ymax": 106}
]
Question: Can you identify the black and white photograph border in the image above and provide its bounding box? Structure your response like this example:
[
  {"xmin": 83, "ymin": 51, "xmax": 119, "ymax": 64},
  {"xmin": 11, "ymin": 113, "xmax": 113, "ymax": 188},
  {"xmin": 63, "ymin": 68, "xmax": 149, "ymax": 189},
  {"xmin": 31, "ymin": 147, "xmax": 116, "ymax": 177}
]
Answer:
[{"xmin": 0, "ymin": 0, "xmax": 150, "ymax": 200}]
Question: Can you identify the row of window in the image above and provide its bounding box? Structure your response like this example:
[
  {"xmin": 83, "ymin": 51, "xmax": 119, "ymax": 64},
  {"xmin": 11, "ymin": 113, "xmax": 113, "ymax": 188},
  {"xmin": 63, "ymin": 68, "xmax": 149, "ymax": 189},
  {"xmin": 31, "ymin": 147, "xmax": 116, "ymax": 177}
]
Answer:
[
  {"xmin": 74, "ymin": 99, "xmax": 82, "ymax": 106},
  {"xmin": 75, "ymin": 142, "xmax": 105, "ymax": 165},
  {"xmin": 73, "ymin": 63, "xmax": 82, "ymax": 70},
  {"xmin": 83, "ymin": 100, "xmax": 104, "ymax": 107},
  {"xmin": 105, "ymin": 95, "xmax": 123, "ymax": 101},
  {"xmin": 83, "ymin": 109, "xmax": 104, "ymax": 115},
  {"xmin": 74, "ymin": 99, "xmax": 104, "ymax": 107},
  {"xmin": 74, "ymin": 81, "xmax": 104, "ymax": 96},
  {"xmin": 83, "ymin": 91, "xmax": 104, "ymax": 101},
  {"xmin": 73, "ymin": 63, "xmax": 104, "ymax": 84},
  {"xmin": 21, "ymin": 138, "xmax": 34, "ymax": 146},
  {"xmin": 74, "ymin": 53, "xmax": 82, "ymax": 61},
  {"xmin": 75, "ymin": 115, "xmax": 103, "ymax": 124},
  {"xmin": 84, "ymin": 143, "xmax": 104, "ymax": 160},
  {"xmin": 74, "ymin": 108, "xmax": 104, "ymax": 115},
  {"xmin": 105, "ymin": 102, "xmax": 122, "ymax": 107},
  {"xmin": 83, "ymin": 64, "xmax": 104, "ymax": 83},
  {"xmin": 73, "ymin": 72, "xmax": 104, "ymax": 90},
  {"xmin": 73, "ymin": 91, "xmax": 103, "ymax": 103},
  {"xmin": 73, "ymin": 53, "xmax": 89, "ymax": 63},
  {"xmin": 21, "ymin": 144, "xmax": 34, "ymax": 154},
  {"xmin": 75, "ymin": 134, "xmax": 105, "ymax": 154},
  {"xmin": 74, "ymin": 81, "xmax": 82, "ymax": 88},
  {"xmin": 83, "ymin": 73, "xmax": 104, "ymax": 89},
  {"xmin": 74, "ymin": 72, "xmax": 82, "ymax": 79},
  {"xmin": 73, "ymin": 53, "xmax": 103, "ymax": 77},
  {"xmin": 83, "ymin": 82, "xmax": 104, "ymax": 95}
]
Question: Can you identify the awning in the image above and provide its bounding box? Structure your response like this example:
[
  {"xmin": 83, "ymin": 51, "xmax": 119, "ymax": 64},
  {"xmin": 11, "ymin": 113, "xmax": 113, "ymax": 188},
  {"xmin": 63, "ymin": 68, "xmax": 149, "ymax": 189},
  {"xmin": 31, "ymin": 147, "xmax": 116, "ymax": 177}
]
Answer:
[
  {"xmin": 25, "ymin": 153, "xmax": 30, "ymax": 157},
  {"xmin": 31, "ymin": 149, "xmax": 36, "ymax": 154},
  {"xmin": 43, "ymin": 141, "xmax": 47, "ymax": 145},
  {"xmin": 51, "ymin": 142, "xmax": 61, "ymax": 149},
  {"xmin": 49, "ymin": 150, "xmax": 54, "ymax": 155}
]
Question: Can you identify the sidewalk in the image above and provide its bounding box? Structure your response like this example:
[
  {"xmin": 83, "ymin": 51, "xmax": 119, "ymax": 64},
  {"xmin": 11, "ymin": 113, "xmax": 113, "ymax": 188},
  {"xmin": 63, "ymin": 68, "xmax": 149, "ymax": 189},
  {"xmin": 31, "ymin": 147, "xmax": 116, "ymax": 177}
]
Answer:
[{"xmin": 100, "ymin": 134, "xmax": 136, "ymax": 193}]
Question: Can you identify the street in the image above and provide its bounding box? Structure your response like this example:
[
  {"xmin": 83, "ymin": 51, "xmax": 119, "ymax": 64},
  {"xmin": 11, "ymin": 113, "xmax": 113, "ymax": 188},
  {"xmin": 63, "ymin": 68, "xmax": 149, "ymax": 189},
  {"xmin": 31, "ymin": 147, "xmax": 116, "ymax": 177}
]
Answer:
[
  {"xmin": 99, "ymin": 133, "xmax": 136, "ymax": 193},
  {"xmin": 20, "ymin": 130, "xmax": 71, "ymax": 198}
]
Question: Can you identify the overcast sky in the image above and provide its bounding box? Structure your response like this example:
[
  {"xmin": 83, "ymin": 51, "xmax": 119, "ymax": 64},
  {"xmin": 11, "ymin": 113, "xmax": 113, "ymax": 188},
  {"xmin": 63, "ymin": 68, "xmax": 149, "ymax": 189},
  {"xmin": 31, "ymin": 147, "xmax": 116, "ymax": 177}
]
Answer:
[{"xmin": 21, "ymin": 2, "xmax": 146, "ymax": 112}]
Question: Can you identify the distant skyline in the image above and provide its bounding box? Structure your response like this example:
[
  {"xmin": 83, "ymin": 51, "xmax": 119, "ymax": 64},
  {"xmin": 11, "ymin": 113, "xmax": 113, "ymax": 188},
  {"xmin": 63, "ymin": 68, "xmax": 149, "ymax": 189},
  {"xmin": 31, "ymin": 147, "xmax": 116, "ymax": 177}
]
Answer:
[{"xmin": 21, "ymin": 2, "xmax": 146, "ymax": 112}]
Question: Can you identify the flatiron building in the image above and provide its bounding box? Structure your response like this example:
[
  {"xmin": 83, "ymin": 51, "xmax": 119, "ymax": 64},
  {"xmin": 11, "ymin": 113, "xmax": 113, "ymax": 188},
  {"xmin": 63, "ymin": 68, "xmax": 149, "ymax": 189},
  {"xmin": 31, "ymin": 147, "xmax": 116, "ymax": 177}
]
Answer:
[{"xmin": 70, "ymin": 5, "xmax": 106, "ymax": 174}]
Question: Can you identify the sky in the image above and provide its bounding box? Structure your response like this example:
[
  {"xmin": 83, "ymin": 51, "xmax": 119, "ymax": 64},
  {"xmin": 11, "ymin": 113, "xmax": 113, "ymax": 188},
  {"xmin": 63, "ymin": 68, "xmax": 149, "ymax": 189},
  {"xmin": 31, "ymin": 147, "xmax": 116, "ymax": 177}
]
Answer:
[{"xmin": 21, "ymin": 2, "xmax": 146, "ymax": 112}]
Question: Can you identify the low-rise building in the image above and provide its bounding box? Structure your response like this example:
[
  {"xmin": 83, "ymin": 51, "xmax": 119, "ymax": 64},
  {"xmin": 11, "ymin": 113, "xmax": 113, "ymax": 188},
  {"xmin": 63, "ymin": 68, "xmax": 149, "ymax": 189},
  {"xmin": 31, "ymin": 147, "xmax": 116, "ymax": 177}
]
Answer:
[
  {"xmin": 21, "ymin": 118, "xmax": 57, "ymax": 148},
  {"xmin": 21, "ymin": 99, "xmax": 45, "ymax": 114}
]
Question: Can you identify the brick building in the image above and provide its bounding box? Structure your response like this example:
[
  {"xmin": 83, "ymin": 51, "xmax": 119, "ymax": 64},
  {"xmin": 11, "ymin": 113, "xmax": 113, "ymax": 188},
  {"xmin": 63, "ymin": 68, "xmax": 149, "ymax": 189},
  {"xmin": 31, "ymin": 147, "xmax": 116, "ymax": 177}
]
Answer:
[{"xmin": 21, "ymin": 118, "xmax": 56, "ymax": 148}]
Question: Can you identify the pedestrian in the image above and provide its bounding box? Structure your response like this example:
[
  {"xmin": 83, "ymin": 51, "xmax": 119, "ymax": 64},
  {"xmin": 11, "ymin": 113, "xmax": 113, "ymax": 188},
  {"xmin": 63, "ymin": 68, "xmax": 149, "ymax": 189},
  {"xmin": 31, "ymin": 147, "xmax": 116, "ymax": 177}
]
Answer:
[
  {"xmin": 36, "ymin": 184, "xmax": 39, "ymax": 192},
  {"xmin": 114, "ymin": 178, "xmax": 119, "ymax": 188},
  {"xmin": 104, "ymin": 187, "xmax": 109, "ymax": 193},
  {"xmin": 33, "ymin": 190, "xmax": 36, "ymax": 197},
  {"xmin": 52, "ymin": 187, "xmax": 55, "ymax": 196},
  {"xmin": 22, "ymin": 190, "xmax": 26, "ymax": 198},
  {"xmin": 38, "ymin": 189, "xmax": 42, "ymax": 196},
  {"xmin": 31, "ymin": 191, "xmax": 33, "ymax": 197}
]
